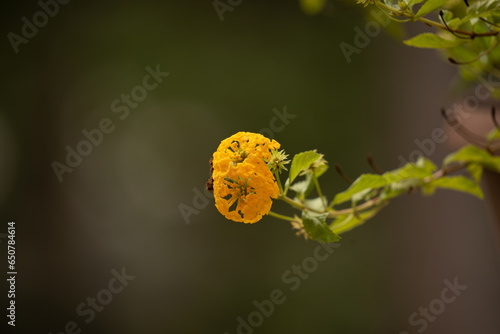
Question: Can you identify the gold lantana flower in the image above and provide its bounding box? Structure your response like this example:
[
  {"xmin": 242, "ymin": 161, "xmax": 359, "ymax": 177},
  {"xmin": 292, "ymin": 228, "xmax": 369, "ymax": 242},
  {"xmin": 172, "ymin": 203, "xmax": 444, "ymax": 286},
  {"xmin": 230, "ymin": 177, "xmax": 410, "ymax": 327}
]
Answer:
[{"xmin": 212, "ymin": 132, "xmax": 281, "ymax": 223}]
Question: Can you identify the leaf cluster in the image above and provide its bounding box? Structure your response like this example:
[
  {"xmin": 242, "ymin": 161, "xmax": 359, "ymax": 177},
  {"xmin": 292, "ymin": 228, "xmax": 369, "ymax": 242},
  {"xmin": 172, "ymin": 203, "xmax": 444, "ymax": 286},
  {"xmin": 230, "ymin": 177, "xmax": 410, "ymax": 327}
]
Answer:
[{"xmin": 275, "ymin": 138, "xmax": 500, "ymax": 243}]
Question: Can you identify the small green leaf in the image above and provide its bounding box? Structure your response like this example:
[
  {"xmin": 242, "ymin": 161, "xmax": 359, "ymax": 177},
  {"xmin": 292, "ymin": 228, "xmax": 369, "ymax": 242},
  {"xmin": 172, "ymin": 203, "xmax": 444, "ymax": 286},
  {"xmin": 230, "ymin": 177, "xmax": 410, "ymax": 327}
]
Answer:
[
  {"xmin": 351, "ymin": 188, "xmax": 375, "ymax": 204},
  {"xmin": 404, "ymin": 33, "xmax": 465, "ymax": 49},
  {"xmin": 332, "ymin": 174, "xmax": 387, "ymax": 205},
  {"xmin": 427, "ymin": 176, "xmax": 484, "ymax": 199},
  {"xmin": 445, "ymin": 17, "xmax": 462, "ymax": 29},
  {"xmin": 289, "ymin": 151, "xmax": 321, "ymax": 184},
  {"xmin": 381, "ymin": 178, "xmax": 421, "ymax": 200},
  {"xmin": 415, "ymin": 0, "xmax": 448, "ymax": 18},
  {"xmin": 467, "ymin": 163, "xmax": 483, "ymax": 182},
  {"xmin": 408, "ymin": 0, "xmax": 425, "ymax": 6},
  {"xmin": 330, "ymin": 207, "xmax": 383, "ymax": 235},
  {"xmin": 440, "ymin": 9, "xmax": 453, "ymax": 22},
  {"xmin": 421, "ymin": 183, "xmax": 437, "ymax": 196},
  {"xmin": 290, "ymin": 178, "xmax": 313, "ymax": 196},
  {"xmin": 443, "ymin": 145, "xmax": 500, "ymax": 173},
  {"xmin": 304, "ymin": 197, "xmax": 328, "ymax": 211},
  {"xmin": 302, "ymin": 211, "xmax": 340, "ymax": 243},
  {"xmin": 467, "ymin": 0, "xmax": 500, "ymax": 18},
  {"xmin": 314, "ymin": 164, "xmax": 329, "ymax": 178},
  {"xmin": 487, "ymin": 128, "xmax": 500, "ymax": 143},
  {"xmin": 415, "ymin": 156, "xmax": 438, "ymax": 173},
  {"xmin": 289, "ymin": 165, "xmax": 327, "ymax": 198},
  {"xmin": 383, "ymin": 160, "xmax": 433, "ymax": 182},
  {"xmin": 378, "ymin": 158, "xmax": 436, "ymax": 200}
]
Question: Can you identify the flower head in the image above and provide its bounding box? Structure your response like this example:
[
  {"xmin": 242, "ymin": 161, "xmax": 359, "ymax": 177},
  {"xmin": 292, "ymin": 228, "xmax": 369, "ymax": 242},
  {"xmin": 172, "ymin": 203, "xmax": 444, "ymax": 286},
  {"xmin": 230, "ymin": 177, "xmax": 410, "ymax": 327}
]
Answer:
[
  {"xmin": 290, "ymin": 215, "xmax": 309, "ymax": 240},
  {"xmin": 212, "ymin": 132, "xmax": 281, "ymax": 223},
  {"xmin": 267, "ymin": 149, "xmax": 290, "ymax": 174}
]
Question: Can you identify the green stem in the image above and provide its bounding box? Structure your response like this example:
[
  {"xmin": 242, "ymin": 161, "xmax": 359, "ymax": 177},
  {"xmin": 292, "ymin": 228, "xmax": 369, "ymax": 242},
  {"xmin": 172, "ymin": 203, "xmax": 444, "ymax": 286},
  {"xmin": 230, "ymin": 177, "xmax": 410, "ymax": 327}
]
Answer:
[
  {"xmin": 274, "ymin": 171, "xmax": 284, "ymax": 195},
  {"xmin": 278, "ymin": 195, "xmax": 316, "ymax": 212},
  {"xmin": 278, "ymin": 194, "xmax": 371, "ymax": 218},
  {"xmin": 312, "ymin": 173, "xmax": 327, "ymax": 210},
  {"xmin": 328, "ymin": 196, "xmax": 383, "ymax": 218},
  {"xmin": 268, "ymin": 211, "xmax": 295, "ymax": 222},
  {"xmin": 277, "ymin": 144, "xmax": 500, "ymax": 221}
]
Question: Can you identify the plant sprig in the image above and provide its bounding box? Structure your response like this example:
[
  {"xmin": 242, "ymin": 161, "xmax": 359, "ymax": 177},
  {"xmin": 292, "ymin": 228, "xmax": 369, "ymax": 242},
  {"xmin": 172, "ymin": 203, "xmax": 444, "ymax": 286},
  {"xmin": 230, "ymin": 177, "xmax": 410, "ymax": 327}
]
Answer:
[
  {"xmin": 345, "ymin": 0, "xmax": 500, "ymax": 96},
  {"xmin": 271, "ymin": 124, "xmax": 500, "ymax": 243}
]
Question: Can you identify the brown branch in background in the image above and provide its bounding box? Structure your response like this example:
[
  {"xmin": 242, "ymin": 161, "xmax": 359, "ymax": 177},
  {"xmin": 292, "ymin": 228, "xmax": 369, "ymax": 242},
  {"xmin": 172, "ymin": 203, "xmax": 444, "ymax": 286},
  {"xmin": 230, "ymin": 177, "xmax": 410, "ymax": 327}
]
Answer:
[
  {"xmin": 492, "ymin": 106, "xmax": 500, "ymax": 129},
  {"xmin": 441, "ymin": 108, "xmax": 488, "ymax": 147},
  {"xmin": 334, "ymin": 163, "xmax": 353, "ymax": 185},
  {"xmin": 367, "ymin": 153, "xmax": 384, "ymax": 174},
  {"xmin": 480, "ymin": 17, "xmax": 500, "ymax": 28},
  {"xmin": 440, "ymin": 11, "xmax": 472, "ymax": 40},
  {"xmin": 448, "ymin": 39, "xmax": 499, "ymax": 65}
]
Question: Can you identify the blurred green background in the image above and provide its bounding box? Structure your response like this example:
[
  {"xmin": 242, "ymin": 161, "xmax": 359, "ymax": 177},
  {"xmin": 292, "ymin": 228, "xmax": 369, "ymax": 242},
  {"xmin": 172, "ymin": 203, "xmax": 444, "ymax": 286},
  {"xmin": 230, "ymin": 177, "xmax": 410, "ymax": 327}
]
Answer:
[{"xmin": 1, "ymin": 0, "xmax": 499, "ymax": 333}]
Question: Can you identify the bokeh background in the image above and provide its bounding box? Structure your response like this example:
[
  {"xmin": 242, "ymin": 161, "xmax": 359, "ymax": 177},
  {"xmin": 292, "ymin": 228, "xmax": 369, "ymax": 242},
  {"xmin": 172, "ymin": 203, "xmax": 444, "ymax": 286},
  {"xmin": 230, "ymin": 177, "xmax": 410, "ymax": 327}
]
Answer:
[{"xmin": 1, "ymin": 0, "xmax": 499, "ymax": 333}]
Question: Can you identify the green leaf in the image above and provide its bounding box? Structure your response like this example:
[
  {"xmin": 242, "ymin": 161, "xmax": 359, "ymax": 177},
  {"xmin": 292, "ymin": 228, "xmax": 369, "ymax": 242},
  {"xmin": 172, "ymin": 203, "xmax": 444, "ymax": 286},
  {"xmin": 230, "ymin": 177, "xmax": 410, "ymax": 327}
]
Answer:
[
  {"xmin": 289, "ymin": 163, "xmax": 328, "ymax": 200},
  {"xmin": 467, "ymin": 163, "xmax": 483, "ymax": 182},
  {"xmin": 408, "ymin": 0, "xmax": 426, "ymax": 6},
  {"xmin": 383, "ymin": 159, "xmax": 434, "ymax": 182},
  {"xmin": 330, "ymin": 207, "xmax": 383, "ymax": 235},
  {"xmin": 302, "ymin": 211, "xmax": 340, "ymax": 243},
  {"xmin": 415, "ymin": 0, "xmax": 448, "ymax": 18},
  {"xmin": 440, "ymin": 9, "xmax": 453, "ymax": 22},
  {"xmin": 448, "ymin": 45, "xmax": 480, "ymax": 71},
  {"xmin": 304, "ymin": 197, "xmax": 328, "ymax": 211},
  {"xmin": 385, "ymin": 0, "xmax": 396, "ymax": 7},
  {"xmin": 415, "ymin": 156, "xmax": 438, "ymax": 173},
  {"xmin": 404, "ymin": 33, "xmax": 465, "ymax": 49},
  {"xmin": 351, "ymin": 188, "xmax": 375, "ymax": 204},
  {"xmin": 378, "ymin": 158, "xmax": 436, "ymax": 200},
  {"xmin": 421, "ymin": 183, "xmax": 437, "ymax": 196},
  {"xmin": 332, "ymin": 174, "xmax": 387, "ymax": 206},
  {"xmin": 289, "ymin": 151, "xmax": 321, "ymax": 184},
  {"xmin": 290, "ymin": 178, "xmax": 313, "ymax": 196},
  {"xmin": 487, "ymin": 128, "xmax": 500, "ymax": 143},
  {"xmin": 314, "ymin": 164, "xmax": 329, "ymax": 178},
  {"xmin": 426, "ymin": 176, "xmax": 484, "ymax": 199},
  {"xmin": 443, "ymin": 145, "xmax": 500, "ymax": 173},
  {"xmin": 445, "ymin": 17, "xmax": 462, "ymax": 29},
  {"xmin": 467, "ymin": 0, "xmax": 500, "ymax": 18},
  {"xmin": 381, "ymin": 178, "xmax": 421, "ymax": 200}
]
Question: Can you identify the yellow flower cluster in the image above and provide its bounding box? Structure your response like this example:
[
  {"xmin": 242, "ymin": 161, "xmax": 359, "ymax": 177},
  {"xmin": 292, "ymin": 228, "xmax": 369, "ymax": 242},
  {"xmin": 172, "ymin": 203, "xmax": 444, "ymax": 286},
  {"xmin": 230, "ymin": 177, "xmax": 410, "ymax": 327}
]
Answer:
[{"xmin": 212, "ymin": 132, "xmax": 281, "ymax": 223}]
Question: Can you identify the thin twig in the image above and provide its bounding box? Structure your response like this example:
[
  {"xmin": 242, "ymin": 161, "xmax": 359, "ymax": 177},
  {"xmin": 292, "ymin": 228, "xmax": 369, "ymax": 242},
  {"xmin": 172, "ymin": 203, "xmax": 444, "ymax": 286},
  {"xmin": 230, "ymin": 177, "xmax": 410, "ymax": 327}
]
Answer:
[
  {"xmin": 448, "ymin": 38, "xmax": 500, "ymax": 65},
  {"xmin": 440, "ymin": 11, "xmax": 472, "ymax": 40},
  {"xmin": 441, "ymin": 108, "xmax": 488, "ymax": 147},
  {"xmin": 312, "ymin": 173, "xmax": 327, "ymax": 210},
  {"xmin": 367, "ymin": 154, "xmax": 384, "ymax": 174},
  {"xmin": 480, "ymin": 18, "xmax": 500, "ymax": 28},
  {"xmin": 492, "ymin": 106, "xmax": 500, "ymax": 129},
  {"xmin": 334, "ymin": 163, "xmax": 353, "ymax": 184},
  {"xmin": 268, "ymin": 211, "xmax": 295, "ymax": 222}
]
